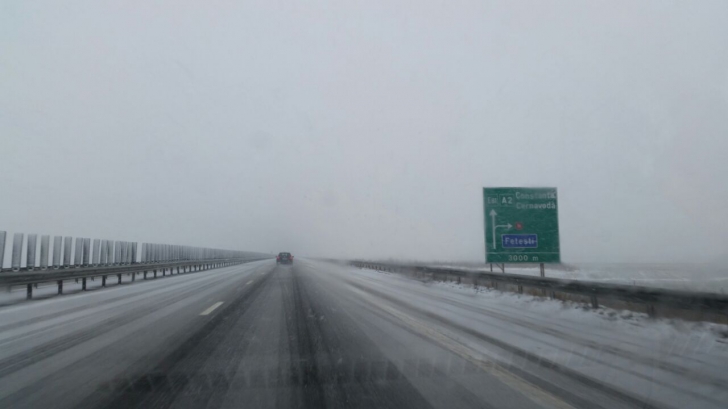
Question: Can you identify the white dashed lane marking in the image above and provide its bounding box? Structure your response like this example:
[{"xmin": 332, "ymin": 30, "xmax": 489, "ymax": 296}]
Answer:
[{"xmin": 200, "ymin": 302, "xmax": 224, "ymax": 316}]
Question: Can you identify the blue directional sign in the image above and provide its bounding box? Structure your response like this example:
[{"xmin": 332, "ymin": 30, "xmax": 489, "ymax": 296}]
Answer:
[{"xmin": 501, "ymin": 234, "xmax": 538, "ymax": 248}]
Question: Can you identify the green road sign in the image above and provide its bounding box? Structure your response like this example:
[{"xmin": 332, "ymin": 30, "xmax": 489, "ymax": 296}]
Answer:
[{"xmin": 483, "ymin": 187, "xmax": 560, "ymax": 263}]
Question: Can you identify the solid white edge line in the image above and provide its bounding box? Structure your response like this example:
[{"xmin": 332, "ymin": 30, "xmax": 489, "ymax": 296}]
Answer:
[{"xmin": 200, "ymin": 301, "xmax": 224, "ymax": 316}]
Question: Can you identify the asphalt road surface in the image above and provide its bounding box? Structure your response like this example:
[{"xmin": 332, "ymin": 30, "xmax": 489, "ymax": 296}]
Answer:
[{"xmin": 0, "ymin": 259, "xmax": 724, "ymax": 409}]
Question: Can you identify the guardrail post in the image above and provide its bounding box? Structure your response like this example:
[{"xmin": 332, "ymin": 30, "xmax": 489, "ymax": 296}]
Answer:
[
  {"xmin": 154, "ymin": 269, "xmax": 157, "ymax": 278},
  {"xmin": 540, "ymin": 263, "xmax": 545, "ymax": 278},
  {"xmin": 40, "ymin": 235, "xmax": 50, "ymax": 269},
  {"xmin": 11, "ymin": 233, "xmax": 23, "ymax": 271},
  {"xmin": 58, "ymin": 280, "xmax": 63, "ymax": 294},
  {"xmin": 82, "ymin": 277, "xmax": 87, "ymax": 290},
  {"xmin": 27, "ymin": 284, "xmax": 32, "ymax": 299},
  {"xmin": 27, "ymin": 234, "xmax": 37, "ymax": 270},
  {"xmin": 118, "ymin": 274, "xmax": 122, "ymax": 284},
  {"xmin": 102, "ymin": 275, "xmax": 107, "ymax": 287}
]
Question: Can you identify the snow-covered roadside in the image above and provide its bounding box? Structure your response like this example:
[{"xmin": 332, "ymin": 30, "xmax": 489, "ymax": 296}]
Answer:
[
  {"xmin": 431, "ymin": 263, "xmax": 728, "ymax": 294},
  {"xmin": 428, "ymin": 279, "xmax": 728, "ymax": 341},
  {"xmin": 335, "ymin": 264, "xmax": 728, "ymax": 409}
]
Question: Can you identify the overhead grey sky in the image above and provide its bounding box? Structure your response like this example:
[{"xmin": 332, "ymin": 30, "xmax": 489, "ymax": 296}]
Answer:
[{"xmin": 2, "ymin": 1, "xmax": 727, "ymax": 263}]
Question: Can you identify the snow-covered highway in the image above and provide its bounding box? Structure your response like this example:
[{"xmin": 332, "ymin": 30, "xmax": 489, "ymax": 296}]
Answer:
[{"xmin": 0, "ymin": 259, "xmax": 726, "ymax": 409}]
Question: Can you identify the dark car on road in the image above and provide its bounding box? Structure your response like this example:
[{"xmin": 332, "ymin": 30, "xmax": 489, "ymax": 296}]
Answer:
[{"xmin": 276, "ymin": 252, "xmax": 293, "ymax": 264}]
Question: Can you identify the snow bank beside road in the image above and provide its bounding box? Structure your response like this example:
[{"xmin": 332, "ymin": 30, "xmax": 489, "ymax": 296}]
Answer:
[
  {"xmin": 430, "ymin": 279, "xmax": 728, "ymax": 342},
  {"xmin": 339, "ymin": 263, "xmax": 728, "ymax": 409},
  {"xmin": 431, "ymin": 262, "xmax": 728, "ymax": 294}
]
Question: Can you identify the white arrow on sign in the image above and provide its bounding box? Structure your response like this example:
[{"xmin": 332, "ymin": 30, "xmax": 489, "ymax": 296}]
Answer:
[{"xmin": 489, "ymin": 209, "xmax": 512, "ymax": 249}]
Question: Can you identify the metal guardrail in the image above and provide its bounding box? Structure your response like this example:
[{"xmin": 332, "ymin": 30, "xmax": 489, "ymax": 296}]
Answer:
[
  {"xmin": 350, "ymin": 261, "xmax": 728, "ymax": 316},
  {"xmin": 0, "ymin": 229, "xmax": 271, "ymax": 299}
]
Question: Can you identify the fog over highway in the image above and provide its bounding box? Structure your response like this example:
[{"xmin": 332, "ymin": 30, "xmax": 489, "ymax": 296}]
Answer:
[
  {"xmin": 2, "ymin": 2, "xmax": 728, "ymax": 408},
  {"xmin": 2, "ymin": 1, "xmax": 728, "ymax": 263}
]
